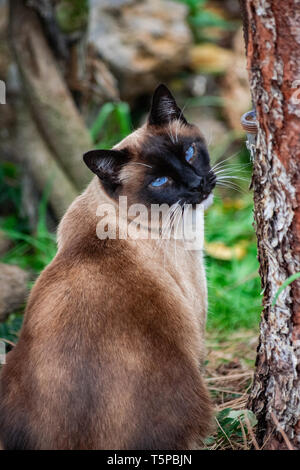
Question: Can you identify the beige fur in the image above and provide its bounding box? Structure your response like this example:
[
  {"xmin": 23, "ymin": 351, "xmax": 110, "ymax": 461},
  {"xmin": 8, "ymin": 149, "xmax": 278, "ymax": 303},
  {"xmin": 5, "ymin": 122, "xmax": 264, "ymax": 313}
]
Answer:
[{"xmin": 0, "ymin": 119, "xmax": 213, "ymax": 450}]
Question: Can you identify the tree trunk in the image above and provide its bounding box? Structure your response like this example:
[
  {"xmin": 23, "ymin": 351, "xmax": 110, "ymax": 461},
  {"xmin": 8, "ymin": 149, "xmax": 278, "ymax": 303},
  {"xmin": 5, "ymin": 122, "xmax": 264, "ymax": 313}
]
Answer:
[
  {"xmin": 10, "ymin": 0, "xmax": 92, "ymax": 191},
  {"xmin": 241, "ymin": 0, "xmax": 300, "ymax": 449},
  {"xmin": 15, "ymin": 104, "xmax": 78, "ymax": 219}
]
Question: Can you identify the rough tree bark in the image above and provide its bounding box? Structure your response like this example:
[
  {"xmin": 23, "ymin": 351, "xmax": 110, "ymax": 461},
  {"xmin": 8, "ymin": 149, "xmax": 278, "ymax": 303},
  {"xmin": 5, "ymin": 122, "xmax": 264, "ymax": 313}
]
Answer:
[{"xmin": 241, "ymin": 0, "xmax": 300, "ymax": 449}]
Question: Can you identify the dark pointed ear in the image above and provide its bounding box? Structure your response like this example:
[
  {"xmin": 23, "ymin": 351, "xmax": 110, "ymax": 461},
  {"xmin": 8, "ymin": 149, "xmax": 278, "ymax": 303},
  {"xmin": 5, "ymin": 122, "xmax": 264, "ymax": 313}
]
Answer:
[
  {"xmin": 83, "ymin": 149, "xmax": 129, "ymax": 194},
  {"xmin": 148, "ymin": 84, "xmax": 187, "ymax": 126}
]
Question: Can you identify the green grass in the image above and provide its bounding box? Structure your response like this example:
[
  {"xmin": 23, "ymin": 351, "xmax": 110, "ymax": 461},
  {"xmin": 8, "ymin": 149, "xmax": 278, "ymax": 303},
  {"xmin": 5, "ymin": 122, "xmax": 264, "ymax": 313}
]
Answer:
[
  {"xmin": 0, "ymin": 180, "xmax": 56, "ymax": 272},
  {"xmin": 0, "ymin": 173, "xmax": 261, "ymax": 340},
  {"xmin": 205, "ymin": 194, "xmax": 261, "ymax": 332},
  {"xmin": 0, "ymin": 314, "xmax": 23, "ymax": 344},
  {"xmin": 0, "ymin": 136, "xmax": 261, "ymax": 450},
  {"xmin": 0, "ymin": 163, "xmax": 57, "ymax": 343},
  {"xmin": 0, "ymin": 7, "xmax": 260, "ymax": 448},
  {"xmin": 0, "ymin": 104, "xmax": 133, "ymax": 342},
  {"xmin": 0, "ymin": 124, "xmax": 261, "ymax": 340},
  {"xmin": 174, "ymin": 0, "xmax": 238, "ymax": 42},
  {"xmin": 205, "ymin": 408, "xmax": 257, "ymax": 450},
  {"xmin": 90, "ymin": 101, "xmax": 132, "ymax": 149}
]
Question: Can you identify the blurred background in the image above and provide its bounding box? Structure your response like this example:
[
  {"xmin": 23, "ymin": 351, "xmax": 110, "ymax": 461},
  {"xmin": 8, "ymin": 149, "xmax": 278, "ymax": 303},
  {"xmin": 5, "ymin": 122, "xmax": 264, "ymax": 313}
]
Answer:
[{"xmin": 0, "ymin": 0, "xmax": 260, "ymax": 447}]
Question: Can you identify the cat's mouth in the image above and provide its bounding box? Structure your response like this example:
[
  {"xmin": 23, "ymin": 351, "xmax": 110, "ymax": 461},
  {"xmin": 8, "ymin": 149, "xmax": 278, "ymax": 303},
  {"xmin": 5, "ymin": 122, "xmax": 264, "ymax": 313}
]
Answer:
[
  {"xmin": 188, "ymin": 192, "xmax": 214, "ymax": 210},
  {"xmin": 202, "ymin": 193, "xmax": 214, "ymax": 210},
  {"xmin": 187, "ymin": 172, "xmax": 216, "ymax": 208}
]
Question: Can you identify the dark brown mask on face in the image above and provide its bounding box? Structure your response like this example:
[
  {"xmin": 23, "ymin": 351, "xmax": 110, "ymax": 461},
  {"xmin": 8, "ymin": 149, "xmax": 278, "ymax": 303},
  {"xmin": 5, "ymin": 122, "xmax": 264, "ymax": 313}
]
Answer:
[{"xmin": 83, "ymin": 84, "xmax": 216, "ymax": 207}]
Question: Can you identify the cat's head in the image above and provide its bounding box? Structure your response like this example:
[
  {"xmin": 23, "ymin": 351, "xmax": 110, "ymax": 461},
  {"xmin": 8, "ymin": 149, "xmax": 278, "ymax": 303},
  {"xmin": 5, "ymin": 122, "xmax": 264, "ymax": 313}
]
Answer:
[{"xmin": 83, "ymin": 84, "xmax": 216, "ymax": 208}]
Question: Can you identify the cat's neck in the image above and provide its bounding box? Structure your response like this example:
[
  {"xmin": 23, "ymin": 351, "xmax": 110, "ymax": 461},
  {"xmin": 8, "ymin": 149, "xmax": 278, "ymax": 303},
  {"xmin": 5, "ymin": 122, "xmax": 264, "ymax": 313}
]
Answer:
[
  {"xmin": 57, "ymin": 177, "xmax": 205, "ymax": 263},
  {"xmin": 57, "ymin": 177, "xmax": 112, "ymax": 251}
]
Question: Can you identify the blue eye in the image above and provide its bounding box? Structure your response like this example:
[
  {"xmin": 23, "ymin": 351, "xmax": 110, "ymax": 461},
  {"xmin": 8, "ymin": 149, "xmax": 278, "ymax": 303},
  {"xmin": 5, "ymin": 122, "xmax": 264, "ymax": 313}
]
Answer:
[
  {"xmin": 151, "ymin": 176, "xmax": 168, "ymax": 187},
  {"xmin": 185, "ymin": 145, "xmax": 195, "ymax": 163}
]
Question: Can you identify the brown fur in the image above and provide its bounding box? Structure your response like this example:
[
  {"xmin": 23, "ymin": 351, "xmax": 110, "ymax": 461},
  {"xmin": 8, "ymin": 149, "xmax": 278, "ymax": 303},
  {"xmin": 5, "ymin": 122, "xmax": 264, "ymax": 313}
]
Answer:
[{"xmin": 0, "ymin": 119, "xmax": 213, "ymax": 450}]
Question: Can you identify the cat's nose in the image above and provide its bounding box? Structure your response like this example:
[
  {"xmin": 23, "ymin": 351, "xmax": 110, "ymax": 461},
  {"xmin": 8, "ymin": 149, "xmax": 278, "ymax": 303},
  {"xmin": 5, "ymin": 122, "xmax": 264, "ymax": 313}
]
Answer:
[
  {"xmin": 191, "ymin": 174, "xmax": 216, "ymax": 192},
  {"xmin": 190, "ymin": 176, "xmax": 205, "ymax": 192},
  {"xmin": 190, "ymin": 177, "xmax": 204, "ymax": 192}
]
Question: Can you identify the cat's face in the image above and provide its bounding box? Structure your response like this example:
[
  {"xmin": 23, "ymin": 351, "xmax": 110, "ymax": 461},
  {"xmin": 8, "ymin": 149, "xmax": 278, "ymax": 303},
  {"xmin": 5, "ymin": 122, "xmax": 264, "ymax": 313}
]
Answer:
[{"xmin": 84, "ymin": 84, "xmax": 216, "ymax": 208}]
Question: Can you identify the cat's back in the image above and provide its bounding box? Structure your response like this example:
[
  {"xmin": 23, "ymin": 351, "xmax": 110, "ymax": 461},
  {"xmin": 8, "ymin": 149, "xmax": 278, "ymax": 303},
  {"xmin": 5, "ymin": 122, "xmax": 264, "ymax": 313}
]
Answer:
[
  {"xmin": 0, "ymin": 187, "xmax": 212, "ymax": 450},
  {"xmin": 0, "ymin": 233, "xmax": 212, "ymax": 450}
]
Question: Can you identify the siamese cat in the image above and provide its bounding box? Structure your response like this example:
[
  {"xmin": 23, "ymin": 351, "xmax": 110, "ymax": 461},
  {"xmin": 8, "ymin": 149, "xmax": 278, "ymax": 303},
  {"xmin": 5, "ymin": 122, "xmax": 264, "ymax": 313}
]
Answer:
[{"xmin": 0, "ymin": 85, "xmax": 216, "ymax": 450}]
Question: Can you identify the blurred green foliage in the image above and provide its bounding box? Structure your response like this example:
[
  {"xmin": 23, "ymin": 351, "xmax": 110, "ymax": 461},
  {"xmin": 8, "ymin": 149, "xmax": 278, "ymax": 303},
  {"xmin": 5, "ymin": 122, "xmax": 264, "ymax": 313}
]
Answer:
[
  {"xmin": 90, "ymin": 102, "xmax": 132, "ymax": 148},
  {"xmin": 0, "ymin": 1, "xmax": 260, "ymax": 451},
  {"xmin": 0, "ymin": 108, "xmax": 261, "ymax": 453},
  {"xmin": 175, "ymin": 0, "xmax": 237, "ymax": 42},
  {"xmin": 0, "ymin": 314, "xmax": 23, "ymax": 344},
  {"xmin": 206, "ymin": 194, "xmax": 261, "ymax": 331},
  {"xmin": 0, "ymin": 164, "xmax": 56, "ymax": 343},
  {"xmin": 55, "ymin": 0, "xmax": 89, "ymax": 33},
  {"xmin": 0, "ymin": 165, "xmax": 56, "ymax": 272},
  {"xmin": 0, "ymin": 146, "xmax": 260, "ymax": 340}
]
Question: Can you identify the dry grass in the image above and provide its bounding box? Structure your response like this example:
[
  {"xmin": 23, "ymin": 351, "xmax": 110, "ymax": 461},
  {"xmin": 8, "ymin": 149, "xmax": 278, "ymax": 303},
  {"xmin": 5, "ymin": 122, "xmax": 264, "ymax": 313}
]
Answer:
[
  {"xmin": 3, "ymin": 328, "xmax": 295, "ymax": 450},
  {"xmin": 204, "ymin": 330, "xmax": 258, "ymax": 450}
]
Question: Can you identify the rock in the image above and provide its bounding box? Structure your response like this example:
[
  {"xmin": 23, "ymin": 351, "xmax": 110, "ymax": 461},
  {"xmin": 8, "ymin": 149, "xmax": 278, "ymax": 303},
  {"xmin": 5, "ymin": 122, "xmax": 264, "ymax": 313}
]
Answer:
[
  {"xmin": 221, "ymin": 27, "xmax": 251, "ymax": 131},
  {"xmin": 0, "ymin": 263, "xmax": 30, "ymax": 322},
  {"xmin": 85, "ymin": 46, "xmax": 120, "ymax": 104},
  {"xmin": 189, "ymin": 43, "xmax": 234, "ymax": 74},
  {"xmin": 184, "ymin": 107, "xmax": 228, "ymax": 148},
  {"xmin": 88, "ymin": 0, "xmax": 192, "ymax": 100}
]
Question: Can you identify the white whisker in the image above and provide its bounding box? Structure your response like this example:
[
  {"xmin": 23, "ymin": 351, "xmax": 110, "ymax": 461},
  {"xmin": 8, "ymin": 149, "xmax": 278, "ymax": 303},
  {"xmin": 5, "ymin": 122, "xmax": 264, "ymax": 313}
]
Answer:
[
  {"xmin": 217, "ymin": 175, "xmax": 249, "ymax": 182},
  {"xmin": 154, "ymin": 201, "xmax": 179, "ymax": 254},
  {"xmin": 130, "ymin": 162, "xmax": 153, "ymax": 169},
  {"xmin": 210, "ymin": 152, "xmax": 241, "ymax": 171},
  {"xmin": 216, "ymin": 182, "xmax": 246, "ymax": 194},
  {"xmin": 213, "ymin": 167, "xmax": 250, "ymax": 176},
  {"xmin": 163, "ymin": 204, "xmax": 179, "ymax": 271}
]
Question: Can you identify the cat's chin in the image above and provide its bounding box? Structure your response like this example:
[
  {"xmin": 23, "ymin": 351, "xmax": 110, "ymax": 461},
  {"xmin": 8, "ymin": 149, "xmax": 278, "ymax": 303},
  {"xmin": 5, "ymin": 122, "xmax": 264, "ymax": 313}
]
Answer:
[{"xmin": 201, "ymin": 193, "xmax": 214, "ymax": 211}]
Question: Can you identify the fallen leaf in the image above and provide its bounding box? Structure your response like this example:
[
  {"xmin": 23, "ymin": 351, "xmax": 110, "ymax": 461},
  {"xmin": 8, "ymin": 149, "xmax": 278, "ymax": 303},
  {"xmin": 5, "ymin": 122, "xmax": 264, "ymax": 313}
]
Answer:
[{"xmin": 205, "ymin": 240, "xmax": 248, "ymax": 260}]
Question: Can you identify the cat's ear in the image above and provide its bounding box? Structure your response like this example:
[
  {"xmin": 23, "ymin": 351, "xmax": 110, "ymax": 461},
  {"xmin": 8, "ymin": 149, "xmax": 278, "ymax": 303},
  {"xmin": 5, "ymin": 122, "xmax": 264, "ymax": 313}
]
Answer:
[
  {"xmin": 148, "ymin": 84, "xmax": 187, "ymax": 126},
  {"xmin": 83, "ymin": 149, "xmax": 129, "ymax": 193}
]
